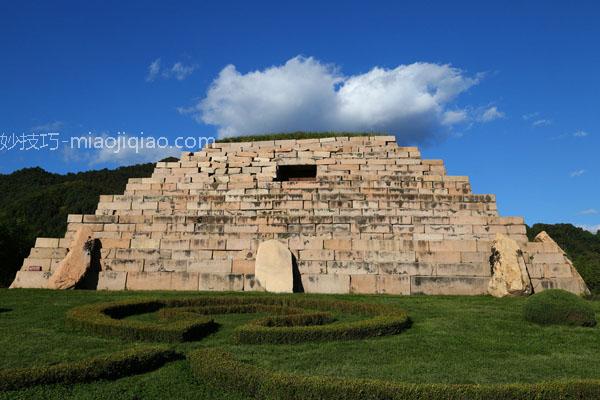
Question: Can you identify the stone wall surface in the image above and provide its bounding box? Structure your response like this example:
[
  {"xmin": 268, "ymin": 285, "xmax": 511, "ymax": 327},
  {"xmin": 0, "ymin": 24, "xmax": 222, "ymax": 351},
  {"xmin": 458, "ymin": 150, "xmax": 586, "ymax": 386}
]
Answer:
[{"xmin": 11, "ymin": 135, "xmax": 590, "ymax": 296}]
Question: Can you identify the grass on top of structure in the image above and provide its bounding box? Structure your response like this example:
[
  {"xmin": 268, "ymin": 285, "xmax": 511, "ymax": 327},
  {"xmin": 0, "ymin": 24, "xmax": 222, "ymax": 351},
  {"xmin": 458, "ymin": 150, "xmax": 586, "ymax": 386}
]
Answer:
[{"xmin": 215, "ymin": 131, "xmax": 389, "ymax": 143}]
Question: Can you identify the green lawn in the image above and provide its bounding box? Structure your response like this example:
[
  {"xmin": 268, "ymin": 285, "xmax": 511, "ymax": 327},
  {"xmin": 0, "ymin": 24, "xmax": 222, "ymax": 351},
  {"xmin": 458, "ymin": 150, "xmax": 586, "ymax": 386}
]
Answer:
[{"xmin": 1, "ymin": 289, "xmax": 599, "ymax": 399}]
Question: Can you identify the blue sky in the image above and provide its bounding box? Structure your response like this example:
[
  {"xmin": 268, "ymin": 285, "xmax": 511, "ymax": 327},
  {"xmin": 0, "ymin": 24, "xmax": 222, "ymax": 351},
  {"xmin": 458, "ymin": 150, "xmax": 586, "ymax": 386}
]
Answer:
[{"xmin": 0, "ymin": 0, "xmax": 598, "ymax": 230}]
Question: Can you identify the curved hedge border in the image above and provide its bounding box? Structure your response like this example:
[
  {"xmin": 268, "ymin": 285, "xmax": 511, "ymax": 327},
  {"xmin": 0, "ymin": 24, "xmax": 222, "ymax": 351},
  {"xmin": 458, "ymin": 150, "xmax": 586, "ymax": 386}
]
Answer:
[
  {"xmin": 66, "ymin": 298, "xmax": 218, "ymax": 342},
  {"xmin": 0, "ymin": 346, "xmax": 181, "ymax": 392},
  {"xmin": 190, "ymin": 348, "xmax": 600, "ymax": 400},
  {"xmin": 67, "ymin": 296, "xmax": 410, "ymax": 344},
  {"xmin": 228, "ymin": 297, "xmax": 410, "ymax": 344},
  {"xmin": 156, "ymin": 304, "xmax": 308, "ymax": 321}
]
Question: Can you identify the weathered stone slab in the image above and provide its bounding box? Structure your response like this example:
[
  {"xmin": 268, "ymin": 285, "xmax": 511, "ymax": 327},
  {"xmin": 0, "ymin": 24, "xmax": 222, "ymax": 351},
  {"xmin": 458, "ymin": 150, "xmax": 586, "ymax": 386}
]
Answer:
[
  {"xmin": 126, "ymin": 271, "xmax": 172, "ymax": 290},
  {"xmin": 488, "ymin": 233, "xmax": 532, "ymax": 297},
  {"xmin": 97, "ymin": 271, "xmax": 127, "ymax": 290},
  {"xmin": 377, "ymin": 275, "xmax": 410, "ymax": 295},
  {"xmin": 171, "ymin": 272, "xmax": 199, "ymax": 290},
  {"xmin": 10, "ymin": 271, "xmax": 51, "ymax": 288},
  {"xmin": 35, "ymin": 238, "xmax": 60, "ymax": 248},
  {"xmin": 255, "ymin": 240, "xmax": 293, "ymax": 293},
  {"xmin": 350, "ymin": 274, "xmax": 377, "ymax": 294},
  {"xmin": 301, "ymin": 274, "xmax": 350, "ymax": 294},
  {"xmin": 47, "ymin": 226, "xmax": 94, "ymax": 290},
  {"xmin": 243, "ymin": 274, "xmax": 265, "ymax": 291},
  {"xmin": 411, "ymin": 276, "xmax": 489, "ymax": 295},
  {"xmin": 198, "ymin": 273, "xmax": 244, "ymax": 291}
]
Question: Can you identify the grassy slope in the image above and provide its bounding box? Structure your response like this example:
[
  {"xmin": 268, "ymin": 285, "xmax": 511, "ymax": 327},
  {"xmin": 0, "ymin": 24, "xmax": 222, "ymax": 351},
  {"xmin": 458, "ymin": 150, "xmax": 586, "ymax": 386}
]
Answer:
[{"xmin": 1, "ymin": 290, "xmax": 599, "ymax": 399}]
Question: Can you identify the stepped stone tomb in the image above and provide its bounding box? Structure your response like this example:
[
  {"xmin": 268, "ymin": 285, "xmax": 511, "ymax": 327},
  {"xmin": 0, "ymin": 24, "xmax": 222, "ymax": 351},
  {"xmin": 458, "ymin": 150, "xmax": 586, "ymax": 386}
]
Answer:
[{"xmin": 10, "ymin": 135, "xmax": 590, "ymax": 296}]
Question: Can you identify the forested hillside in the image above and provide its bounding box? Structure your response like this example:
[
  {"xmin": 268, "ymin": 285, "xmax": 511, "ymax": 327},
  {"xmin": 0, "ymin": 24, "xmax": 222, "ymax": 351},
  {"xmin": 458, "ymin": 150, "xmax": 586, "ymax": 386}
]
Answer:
[{"xmin": 0, "ymin": 164, "xmax": 156, "ymax": 286}]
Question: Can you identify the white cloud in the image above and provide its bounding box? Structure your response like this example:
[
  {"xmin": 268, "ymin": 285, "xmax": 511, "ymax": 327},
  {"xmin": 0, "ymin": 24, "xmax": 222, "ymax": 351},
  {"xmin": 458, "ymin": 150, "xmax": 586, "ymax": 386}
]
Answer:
[
  {"xmin": 184, "ymin": 56, "xmax": 488, "ymax": 141},
  {"xmin": 570, "ymin": 169, "xmax": 587, "ymax": 177},
  {"xmin": 442, "ymin": 110, "xmax": 468, "ymax": 125},
  {"xmin": 532, "ymin": 119, "xmax": 552, "ymax": 127},
  {"xmin": 573, "ymin": 130, "xmax": 589, "ymax": 137},
  {"xmin": 579, "ymin": 208, "xmax": 598, "ymax": 215},
  {"xmin": 165, "ymin": 62, "xmax": 196, "ymax": 81},
  {"xmin": 522, "ymin": 112, "xmax": 539, "ymax": 120},
  {"xmin": 477, "ymin": 106, "xmax": 505, "ymax": 122},
  {"xmin": 578, "ymin": 224, "xmax": 600, "ymax": 234},
  {"xmin": 522, "ymin": 112, "xmax": 552, "ymax": 127},
  {"xmin": 146, "ymin": 59, "xmax": 161, "ymax": 82},
  {"xmin": 146, "ymin": 59, "xmax": 196, "ymax": 82}
]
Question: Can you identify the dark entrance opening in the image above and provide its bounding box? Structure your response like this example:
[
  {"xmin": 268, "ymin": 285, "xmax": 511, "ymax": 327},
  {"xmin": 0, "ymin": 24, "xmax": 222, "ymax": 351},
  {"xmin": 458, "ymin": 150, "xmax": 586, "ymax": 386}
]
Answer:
[{"xmin": 276, "ymin": 165, "xmax": 317, "ymax": 182}]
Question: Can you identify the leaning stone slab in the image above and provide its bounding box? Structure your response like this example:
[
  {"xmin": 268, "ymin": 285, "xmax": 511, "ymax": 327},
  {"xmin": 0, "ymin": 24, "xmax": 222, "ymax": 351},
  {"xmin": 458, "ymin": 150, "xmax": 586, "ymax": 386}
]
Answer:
[
  {"xmin": 9, "ymin": 271, "xmax": 51, "ymax": 288},
  {"xmin": 488, "ymin": 233, "xmax": 532, "ymax": 297},
  {"xmin": 533, "ymin": 231, "xmax": 590, "ymax": 296},
  {"xmin": 47, "ymin": 226, "xmax": 94, "ymax": 290},
  {"xmin": 254, "ymin": 240, "xmax": 293, "ymax": 293},
  {"xmin": 97, "ymin": 271, "xmax": 127, "ymax": 290}
]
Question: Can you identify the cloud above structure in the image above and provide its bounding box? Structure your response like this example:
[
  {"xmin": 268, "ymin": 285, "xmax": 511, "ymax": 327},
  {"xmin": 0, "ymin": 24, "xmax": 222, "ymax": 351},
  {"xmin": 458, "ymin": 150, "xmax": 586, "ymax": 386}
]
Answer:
[
  {"xmin": 146, "ymin": 58, "xmax": 196, "ymax": 82},
  {"xmin": 477, "ymin": 106, "xmax": 505, "ymax": 122},
  {"xmin": 181, "ymin": 56, "xmax": 499, "ymax": 142},
  {"xmin": 570, "ymin": 169, "xmax": 587, "ymax": 178}
]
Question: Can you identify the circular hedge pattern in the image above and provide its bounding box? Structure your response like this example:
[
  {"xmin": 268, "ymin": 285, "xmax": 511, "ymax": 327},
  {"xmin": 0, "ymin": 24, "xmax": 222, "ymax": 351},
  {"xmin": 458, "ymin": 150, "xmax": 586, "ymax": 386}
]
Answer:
[
  {"xmin": 66, "ymin": 295, "xmax": 411, "ymax": 344},
  {"xmin": 524, "ymin": 289, "xmax": 597, "ymax": 327}
]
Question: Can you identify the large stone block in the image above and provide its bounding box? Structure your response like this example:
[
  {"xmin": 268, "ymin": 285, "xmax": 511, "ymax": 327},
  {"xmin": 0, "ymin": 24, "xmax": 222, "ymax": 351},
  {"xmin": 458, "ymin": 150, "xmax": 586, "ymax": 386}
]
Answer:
[
  {"xmin": 198, "ymin": 273, "xmax": 244, "ymax": 291},
  {"xmin": 243, "ymin": 274, "xmax": 265, "ymax": 291},
  {"xmin": 97, "ymin": 271, "xmax": 127, "ymax": 290},
  {"xmin": 126, "ymin": 271, "xmax": 172, "ymax": 290},
  {"xmin": 411, "ymin": 276, "xmax": 489, "ymax": 295},
  {"xmin": 350, "ymin": 274, "xmax": 377, "ymax": 294},
  {"xmin": 10, "ymin": 271, "xmax": 51, "ymax": 288},
  {"xmin": 35, "ymin": 238, "xmax": 60, "ymax": 248},
  {"xmin": 171, "ymin": 272, "xmax": 199, "ymax": 290},
  {"xmin": 301, "ymin": 274, "xmax": 350, "ymax": 294},
  {"xmin": 377, "ymin": 275, "xmax": 410, "ymax": 295}
]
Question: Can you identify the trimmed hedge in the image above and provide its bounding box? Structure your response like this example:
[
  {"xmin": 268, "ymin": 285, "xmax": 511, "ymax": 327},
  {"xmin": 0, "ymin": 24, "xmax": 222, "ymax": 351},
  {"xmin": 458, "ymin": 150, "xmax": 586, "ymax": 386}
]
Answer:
[
  {"xmin": 68, "ymin": 295, "xmax": 410, "ymax": 344},
  {"xmin": 66, "ymin": 298, "xmax": 219, "ymax": 342},
  {"xmin": 234, "ymin": 313, "xmax": 408, "ymax": 345},
  {"xmin": 216, "ymin": 132, "xmax": 387, "ymax": 143},
  {"xmin": 524, "ymin": 289, "xmax": 597, "ymax": 327},
  {"xmin": 156, "ymin": 304, "xmax": 307, "ymax": 321},
  {"xmin": 190, "ymin": 348, "xmax": 600, "ymax": 400},
  {"xmin": 0, "ymin": 346, "xmax": 181, "ymax": 391}
]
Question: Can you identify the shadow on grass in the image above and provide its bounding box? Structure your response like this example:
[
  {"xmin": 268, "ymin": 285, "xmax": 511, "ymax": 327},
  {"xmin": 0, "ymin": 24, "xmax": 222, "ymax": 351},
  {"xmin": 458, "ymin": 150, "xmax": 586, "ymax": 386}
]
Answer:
[{"xmin": 0, "ymin": 308, "xmax": 12, "ymax": 314}]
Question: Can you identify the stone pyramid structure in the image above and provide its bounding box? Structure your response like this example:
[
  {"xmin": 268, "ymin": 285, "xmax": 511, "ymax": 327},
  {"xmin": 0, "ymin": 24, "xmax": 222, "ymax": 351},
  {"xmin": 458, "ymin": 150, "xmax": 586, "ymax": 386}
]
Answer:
[{"xmin": 11, "ymin": 135, "xmax": 589, "ymax": 296}]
